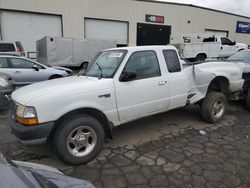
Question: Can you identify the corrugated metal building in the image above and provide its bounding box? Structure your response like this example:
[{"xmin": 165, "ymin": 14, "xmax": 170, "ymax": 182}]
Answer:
[{"xmin": 0, "ymin": 0, "xmax": 250, "ymax": 53}]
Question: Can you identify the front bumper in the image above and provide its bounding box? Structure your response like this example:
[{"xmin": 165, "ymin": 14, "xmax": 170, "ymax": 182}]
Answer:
[{"xmin": 9, "ymin": 114, "xmax": 55, "ymax": 145}]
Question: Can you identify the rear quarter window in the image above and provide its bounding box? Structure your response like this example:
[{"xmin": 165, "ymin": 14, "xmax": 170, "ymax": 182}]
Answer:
[
  {"xmin": 163, "ymin": 50, "xmax": 181, "ymax": 73},
  {"xmin": 0, "ymin": 43, "xmax": 15, "ymax": 52}
]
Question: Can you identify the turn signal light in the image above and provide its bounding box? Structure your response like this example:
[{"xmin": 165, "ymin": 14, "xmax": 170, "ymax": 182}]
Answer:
[{"xmin": 16, "ymin": 116, "xmax": 38, "ymax": 125}]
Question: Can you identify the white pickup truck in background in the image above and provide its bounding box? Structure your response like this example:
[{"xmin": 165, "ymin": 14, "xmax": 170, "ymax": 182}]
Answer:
[
  {"xmin": 10, "ymin": 46, "xmax": 244, "ymax": 165},
  {"xmin": 171, "ymin": 35, "xmax": 248, "ymax": 61}
]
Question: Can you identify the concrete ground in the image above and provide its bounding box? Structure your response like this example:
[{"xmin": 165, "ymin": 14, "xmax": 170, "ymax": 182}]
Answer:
[{"xmin": 0, "ymin": 102, "xmax": 250, "ymax": 188}]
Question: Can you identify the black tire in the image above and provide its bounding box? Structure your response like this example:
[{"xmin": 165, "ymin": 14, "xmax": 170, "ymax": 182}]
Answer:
[
  {"xmin": 201, "ymin": 92, "xmax": 228, "ymax": 123},
  {"xmin": 80, "ymin": 62, "xmax": 89, "ymax": 69},
  {"xmin": 196, "ymin": 54, "xmax": 206, "ymax": 62},
  {"xmin": 49, "ymin": 75, "xmax": 62, "ymax": 80},
  {"xmin": 54, "ymin": 115, "xmax": 105, "ymax": 165},
  {"xmin": 246, "ymin": 90, "xmax": 250, "ymax": 110}
]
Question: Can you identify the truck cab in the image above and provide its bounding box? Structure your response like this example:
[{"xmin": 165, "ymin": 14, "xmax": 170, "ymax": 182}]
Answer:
[{"xmin": 204, "ymin": 36, "xmax": 247, "ymax": 58}]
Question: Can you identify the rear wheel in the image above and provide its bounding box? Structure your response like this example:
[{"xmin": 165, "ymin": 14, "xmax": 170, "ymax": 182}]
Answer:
[
  {"xmin": 80, "ymin": 62, "xmax": 89, "ymax": 69},
  {"xmin": 196, "ymin": 54, "xmax": 206, "ymax": 62},
  {"xmin": 54, "ymin": 115, "xmax": 105, "ymax": 165},
  {"xmin": 201, "ymin": 92, "xmax": 228, "ymax": 123}
]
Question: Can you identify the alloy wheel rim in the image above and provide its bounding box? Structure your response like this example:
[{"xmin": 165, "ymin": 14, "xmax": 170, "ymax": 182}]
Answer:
[
  {"xmin": 212, "ymin": 99, "xmax": 225, "ymax": 119},
  {"xmin": 67, "ymin": 126, "xmax": 97, "ymax": 157}
]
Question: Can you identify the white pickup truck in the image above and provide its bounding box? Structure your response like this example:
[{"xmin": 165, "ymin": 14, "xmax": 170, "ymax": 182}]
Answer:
[
  {"xmin": 172, "ymin": 36, "xmax": 248, "ymax": 61},
  {"xmin": 10, "ymin": 46, "xmax": 244, "ymax": 165}
]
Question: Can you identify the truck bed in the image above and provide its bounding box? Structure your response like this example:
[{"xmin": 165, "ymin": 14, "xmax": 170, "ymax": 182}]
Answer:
[{"xmin": 173, "ymin": 42, "xmax": 221, "ymax": 59}]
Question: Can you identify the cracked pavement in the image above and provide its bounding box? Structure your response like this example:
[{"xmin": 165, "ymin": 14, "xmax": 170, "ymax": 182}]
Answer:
[{"xmin": 0, "ymin": 102, "xmax": 250, "ymax": 188}]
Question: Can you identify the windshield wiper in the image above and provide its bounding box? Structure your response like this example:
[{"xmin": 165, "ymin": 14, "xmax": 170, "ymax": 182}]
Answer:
[{"xmin": 96, "ymin": 63, "xmax": 103, "ymax": 79}]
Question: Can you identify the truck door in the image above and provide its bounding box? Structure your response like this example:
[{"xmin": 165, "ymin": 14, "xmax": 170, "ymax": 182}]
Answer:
[
  {"xmin": 114, "ymin": 50, "xmax": 170, "ymax": 123},
  {"xmin": 162, "ymin": 50, "xmax": 188, "ymax": 109},
  {"xmin": 219, "ymin": 37, "xmax": 237, "ymax": 57}
]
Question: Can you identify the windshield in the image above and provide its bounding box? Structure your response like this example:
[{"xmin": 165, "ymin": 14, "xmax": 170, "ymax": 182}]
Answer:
[
  {"xmin": 82, "ymin": 50, "xmax": 127, "ymax": 78},
  {"xmin": 227, "ymin": 50, "xmax": 250, "ymax": 63}
]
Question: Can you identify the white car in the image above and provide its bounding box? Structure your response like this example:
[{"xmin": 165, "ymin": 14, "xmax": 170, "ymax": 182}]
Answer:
[
  {"xmin": 0, "ymin": 55, "xmax": 72, "ymax": 87},
  {"xmin": 10, "ymin": 46, "xmax": 244, "ymax": 165}
]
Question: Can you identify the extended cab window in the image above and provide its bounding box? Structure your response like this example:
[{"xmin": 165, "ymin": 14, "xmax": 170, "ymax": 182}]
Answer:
[
  {"xmin": 163, "ymin": 50, "xmax": 181, "ymax": 73},
  {"xmin": 123, "ymin": 51, "xmax": 161, "ymax": 79}
]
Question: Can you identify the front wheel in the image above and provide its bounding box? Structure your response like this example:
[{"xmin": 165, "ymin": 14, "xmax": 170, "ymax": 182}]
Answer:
[
  {"xmin": 201, "ymin": 92, "xmax": 228, "ymax": 123},
  {"xmin": 54, "ymin": 115, "xmax": 105, "ymax": 165}
]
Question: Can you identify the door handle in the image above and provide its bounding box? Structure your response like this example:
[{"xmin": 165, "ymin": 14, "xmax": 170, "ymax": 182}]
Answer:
[
  {"xmin": 15, "ymin": 71, "xmax": 21, "ymax": 74},
  {"xmin": 158, "ymin": 81, "xmax": 167, "ymax": 86}
]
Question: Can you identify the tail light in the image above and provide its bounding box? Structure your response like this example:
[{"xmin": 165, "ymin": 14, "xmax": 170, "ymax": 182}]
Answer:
[{"xmin": 16, "ymin": 47, "xmax": 21, "ymax": 52}]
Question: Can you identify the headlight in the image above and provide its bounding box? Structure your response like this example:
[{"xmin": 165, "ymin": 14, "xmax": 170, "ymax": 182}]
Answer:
[
  {"xmin": 0, "ymin": 77, "xmax": 9, "ymax": 88},
  {"xmin": 16, "ymin": 105, "xmax": 38, "ymax": 125}
]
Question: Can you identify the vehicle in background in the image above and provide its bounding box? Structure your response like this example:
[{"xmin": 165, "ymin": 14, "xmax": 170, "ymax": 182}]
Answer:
[
  {"xmin": 0, "ymin": 55, "xmax": 72, "ymax": 87},
  {"xmin": 171, "ymin": 34, "xmax": 248, "ymax": 61},
  {"xmin": 10, "ymin": 46, "xmax": 244, "ymax": 165},
  {"xmin": 0, "ymin": 72, "xmax": 14, "ymax": 110},
  {"xmin": 0, "ymin": 152, "xmax": 95, "ymax": 188},
  {"xmin": 0, "ymin": 41, "xmax": 25, "ymax": 56},
  {"xmin": 36, "ymin": 36, "xmax": 117, "ymax": 68},
  {"xmin": 227, "ymin": 49, "xmax": 250, "ymax": 109}
]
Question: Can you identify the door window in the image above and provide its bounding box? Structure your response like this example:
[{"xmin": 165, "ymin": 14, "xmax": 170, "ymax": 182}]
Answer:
[
  {"xmin": 123, "ymin": 51, "xmax": 161, "ymax": 79},
  {"xmin": 163, "ymin": 50, "xmax": 181, "ymax": 73},
  {"xmin": 221, "ymin": 37, "xmax": 233, "ymax": 45},
  {"xmin": 9, "ymin": 58, "xmax": 33, "ymax": 69},
  {"xmin": 0, "ymin": 58, "xmax": 9, "ymax": 68}
]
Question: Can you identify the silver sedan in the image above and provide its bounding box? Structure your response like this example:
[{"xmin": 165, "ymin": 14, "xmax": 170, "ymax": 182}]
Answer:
[{"xmin": 0, "ymin": 55, "xmax": 72, "ymax": 87}]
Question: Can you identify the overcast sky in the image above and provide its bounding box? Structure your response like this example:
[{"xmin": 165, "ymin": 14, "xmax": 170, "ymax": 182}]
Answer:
[{"xmin": 155, "ymin": 0, "xmax": 250, "ymax": 17}]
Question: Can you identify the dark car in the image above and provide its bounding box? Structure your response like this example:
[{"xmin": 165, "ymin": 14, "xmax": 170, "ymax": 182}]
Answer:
[
  {"xmin": 0, "ymin": 152, "xmax": 95, "ymax": 188},
  {"xmin": 0, "ymin": 72, "xmax": 14, "ymax": 110}
]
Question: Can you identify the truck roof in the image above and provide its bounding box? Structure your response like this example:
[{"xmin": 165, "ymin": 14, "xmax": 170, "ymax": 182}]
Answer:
[{"xmin": 103, "ymin": 45, "xmax": 177, "ymax": 52}]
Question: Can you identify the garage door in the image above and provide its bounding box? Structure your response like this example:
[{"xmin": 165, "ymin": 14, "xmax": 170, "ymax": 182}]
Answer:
[
  {"xmin": 0, "ymin": 11, "xmax": 62, "ymax": 53},
  {"xmin": 137, "ymin": 23, "xmax": 171, "ymax": 46},
  {"xmin": 205, "ymin": 29, "xmax": 228, "ymax": 37},
  {"xmin": 85, "ymin": 18, "xmax": 128, "ymax": 46}
]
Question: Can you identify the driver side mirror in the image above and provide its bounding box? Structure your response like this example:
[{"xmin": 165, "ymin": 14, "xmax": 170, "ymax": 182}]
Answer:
[
  {"xmin": 232, "ymin": 41, "xmax": 236, "ymax": 45},
  {"xmin": 32, "ymin": 64, "xmax": 39, "ymax": 71},
  {"xmin": 120, "ymin": 70, "xmax": 137, "ymax": 82}
]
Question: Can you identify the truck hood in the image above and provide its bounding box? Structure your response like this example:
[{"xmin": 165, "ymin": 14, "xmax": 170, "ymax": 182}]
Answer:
[
  {"xmin": 236, "ymin": 43, "xmax": 248, "ymax": 48},
  {"xmin": 12, "ymin": 76, "xmax": 113, "ymax": 105}
]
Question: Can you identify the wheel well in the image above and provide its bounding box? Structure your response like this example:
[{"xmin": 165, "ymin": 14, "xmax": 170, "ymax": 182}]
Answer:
[
  {"xmin": 207, "ymin": 76, "xmax": 230, "ymax": 95},
  {"xmin": 49, "ymin": 108, "xmax": 113, "ymax": 141},
  {"xmin": 49, "ymin": 74, "xmax": 62, "ymax": 79},
  {"xmin": 196, "ymin": 53, "xmax": 207, "ymax": 58},
  {"xmin": 80, "ymin": 61, "xmax": 89, "ymax": 68}
]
